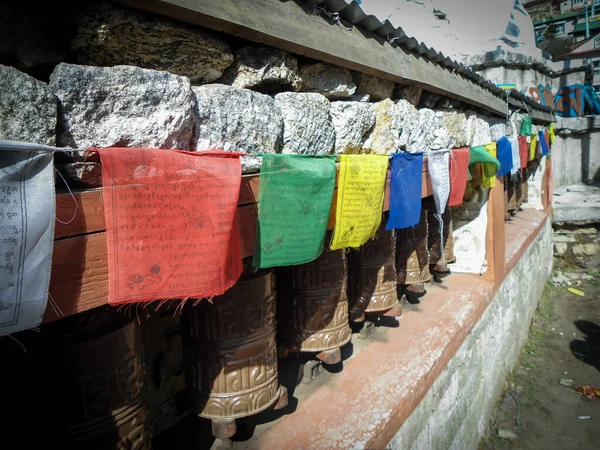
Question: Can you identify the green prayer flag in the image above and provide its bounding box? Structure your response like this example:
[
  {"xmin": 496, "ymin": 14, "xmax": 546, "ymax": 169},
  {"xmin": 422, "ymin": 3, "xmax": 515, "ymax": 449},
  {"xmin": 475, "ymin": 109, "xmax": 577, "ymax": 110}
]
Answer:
[
  {"xmin": 520, "ymin": 116, "xmax": 532, "ymax": 136},
  {"xmin": 253, "ymin": 154, "xmax": 336, "ymax": 269},
  {"xmin": 469, "ymin": 145, "xmax": 501, "ymax": 188}
]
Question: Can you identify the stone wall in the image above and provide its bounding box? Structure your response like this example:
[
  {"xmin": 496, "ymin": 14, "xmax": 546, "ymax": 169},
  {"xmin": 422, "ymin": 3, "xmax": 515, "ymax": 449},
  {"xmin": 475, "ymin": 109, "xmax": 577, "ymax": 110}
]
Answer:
[
  {"xmin": 388, "ymin": 219, "xmax": 553, "ymax": 450},
  {"xmin": 0, "ymin": 1, "xmax": 534, "ymax": 188}
]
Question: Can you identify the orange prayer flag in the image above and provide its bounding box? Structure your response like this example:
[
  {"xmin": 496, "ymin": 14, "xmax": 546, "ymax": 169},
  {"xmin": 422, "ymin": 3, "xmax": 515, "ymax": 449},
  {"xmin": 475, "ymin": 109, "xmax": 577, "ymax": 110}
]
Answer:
[{"xmin": 94, "ymin": 148, "xmax": 243, "ymax": 304}]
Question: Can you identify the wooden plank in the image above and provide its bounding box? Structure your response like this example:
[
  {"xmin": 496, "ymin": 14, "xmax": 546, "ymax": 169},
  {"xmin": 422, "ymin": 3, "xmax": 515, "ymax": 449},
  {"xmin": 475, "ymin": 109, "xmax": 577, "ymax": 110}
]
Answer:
[
  {"xmin": 115, "ymin": 0, "xmax": 511, "ymax": 117},
  {"xmin": 55, "ymin": 163, "xmax": 430, "ymax": 239}
]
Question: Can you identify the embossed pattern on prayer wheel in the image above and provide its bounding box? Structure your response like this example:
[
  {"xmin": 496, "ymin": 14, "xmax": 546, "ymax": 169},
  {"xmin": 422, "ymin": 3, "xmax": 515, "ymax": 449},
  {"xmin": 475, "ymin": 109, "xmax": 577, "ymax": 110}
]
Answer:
[
  {"xmin": 515, "ymin": 175, "xmax": 523, "ymax": 207},
  {"xmin": 348, "ymin": 224, "xmax": 399, "ymax": 315},
  {"xmin": 396, "ymin": 207, "xmax": 430, "ymax": 284},
  {"xmin": 64, "ymin": 318, "xmax": 151, "ymax": 450},
  {"xmin": 181, "ymin": 272, "xmax": 282, "ymax": 420},
  {"xmin": 522, "ymin": 169, "xmax": 529, "ymax": 204},
  {"xmin": 426, "ymin": 200, "xmax": 455, "ymax": 265},
  {"xmin": 277, "ymin": 249, "xmax": 352, "ymax": 352}
]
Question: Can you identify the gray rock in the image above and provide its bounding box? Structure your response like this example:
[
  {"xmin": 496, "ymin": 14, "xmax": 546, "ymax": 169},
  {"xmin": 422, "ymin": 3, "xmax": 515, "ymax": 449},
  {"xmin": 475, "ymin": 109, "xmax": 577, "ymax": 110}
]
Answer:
[
  {"xmin": 192, "ymin": 84, "xmax": 283, "ymax": 171},
  {"xmin": 0, "ymin": 5, "xmax": 66, "ymax": 74},
  {"xmin": 61, "ymin": 161, "xmax": 102, "ymax": 188},
  {"xmin": 274, "ymin": 92, "xmax": 335, "ymax": 154},
  {"xmin": 444, "ymin": 112, "xmax": 468, "ymax": 147},
  {"xmin": 300, "ymin": 63, "xmax": 356, "ymax": 99},
  {"xmin": 71, "ymin": 2, "xmax": 233, "ymax": 84},
  {"xmin": 0, "ymin": 65, "xmax": 56, "ymax": 145},
  {"xmin": 221, "ymin": 46, "xmax": 302, "ymax": 92},
  {"xmin": 406, "ymin": 109, "xmax": 451, "ymax": 152},
  {"xmin": 51, "ymin": 63, "xmax": 196, "ymax": 150},
  {"xmin": 362, "ymin": 99, "xmax": 403, "ymax": 154},
  {"xmin": 330, "ymin": 101, "xmax": 375, "ymax": 154},
  {"xmin": 395, "ymin": 84, "xmax": 422, "ymax": 106},
  {"xmin": 354, "ymin": 73, "xmax": 394, "ymax": 101},
  {"xmin": 497, "ymin": 429, "xmax": 518, "ymax": 440},
  {"xmin": 489, "ymin": 116, "xmax": 507, "ymax": 141},
  {"xmin": 465, "ymin": 112, "xmax": 492, "ymax": 147},
  {"xmin": 397, "ymin": 100, "xmax": 420, "ymax": 151}
]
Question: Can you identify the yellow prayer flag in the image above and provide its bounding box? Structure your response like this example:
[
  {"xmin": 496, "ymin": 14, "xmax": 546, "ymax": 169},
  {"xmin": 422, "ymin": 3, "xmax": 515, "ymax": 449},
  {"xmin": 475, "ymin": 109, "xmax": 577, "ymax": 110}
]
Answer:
[
  {"xmin": 330, "ymin": 155, "xmax": 388, "ymax": 250},
  {"xmin": 549, "ymin": 123, "xmax": 556, "ymax": 145},
  {"xmin": 530, "ymin": 134, "xmax": 537, "ymax": 161},
  {"xmin": 482, "ymin": 143, "xmax": 497, "ymax": 189}
]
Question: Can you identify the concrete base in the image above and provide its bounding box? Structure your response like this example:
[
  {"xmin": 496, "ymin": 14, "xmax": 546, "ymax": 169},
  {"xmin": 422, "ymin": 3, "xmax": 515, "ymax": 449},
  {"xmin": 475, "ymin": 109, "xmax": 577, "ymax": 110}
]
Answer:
[
  {"xmin": 388, "ymin": 220, "xmax": 552, "ymax": 450},
  {"xmin": 552, "ymin": 184, "xmax": 600, "ymax": 225}
]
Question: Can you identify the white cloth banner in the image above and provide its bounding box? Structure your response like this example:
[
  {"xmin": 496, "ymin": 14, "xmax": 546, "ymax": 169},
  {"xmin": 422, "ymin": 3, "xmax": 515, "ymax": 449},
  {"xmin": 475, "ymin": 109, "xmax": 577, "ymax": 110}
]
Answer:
[
  {"xmin": 427, "ymin": 149, "xmax": 451, "ymax": 215},
  {"xmin": 510, "ymin": 137, "xmax": 520, "ymax": 176},
  {"xmin": 0, "ymin": 150, "xmax": 55, "ymax": 336}
]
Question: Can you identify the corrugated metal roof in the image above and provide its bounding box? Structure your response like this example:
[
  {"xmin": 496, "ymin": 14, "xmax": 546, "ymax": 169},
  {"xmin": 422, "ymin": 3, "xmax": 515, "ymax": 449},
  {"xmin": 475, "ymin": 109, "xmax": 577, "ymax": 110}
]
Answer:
[{"xmin": 306, "ymin": 0, "xmax": 554, "ymax": 114}]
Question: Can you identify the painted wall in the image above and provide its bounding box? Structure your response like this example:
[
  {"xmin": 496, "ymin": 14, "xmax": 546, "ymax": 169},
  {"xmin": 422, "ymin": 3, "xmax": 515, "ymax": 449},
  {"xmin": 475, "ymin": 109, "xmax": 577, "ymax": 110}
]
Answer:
[{"xmin": 387, "ymin": 219, "xmax": 553, "ymax": 450}]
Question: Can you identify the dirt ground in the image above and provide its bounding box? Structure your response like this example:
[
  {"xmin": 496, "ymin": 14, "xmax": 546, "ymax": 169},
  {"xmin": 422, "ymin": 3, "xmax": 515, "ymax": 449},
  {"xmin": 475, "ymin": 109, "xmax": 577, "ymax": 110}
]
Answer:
[{"xmin": 481, "ymin": 271, "xmax": 600, "ymax": 450}]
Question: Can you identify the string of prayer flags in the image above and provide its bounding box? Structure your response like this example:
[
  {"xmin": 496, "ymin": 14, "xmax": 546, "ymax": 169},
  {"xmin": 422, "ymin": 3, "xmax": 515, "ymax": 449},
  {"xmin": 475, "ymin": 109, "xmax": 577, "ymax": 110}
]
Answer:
[
  {"xmin": 520, "ymin": 116, "xmax": 532, "ymax": 135},
  {"xmin": 510, "ymin": 138, "xmax": 521, "ymax": 176},
  {"xmin": 95, "ymin": 148, "xmax": 243, "ymax": 304},
  {"xmin": 496, "ymin": 137, "xmax": 513, "ymax": 178},
  {"xmin": 529, "ymin": 133, "xmax": 537, "ymax": 161},
  {"xmin": 428, "ymin": 149, "xmax": 450, "ymax": 215},
  {"xmin": 449, "ymin": 148, "xmax": 470, "ymax": 207},
  {"xmin": 0, "ymin": 148, "xmax": 54, "ymax": 336},
  {"xmin": 469, "ymin": 145, "xmax": 500, "ymax": 189},
  {"xmin": 254, "ymin": 154, "xmax": 336, "ymax": 268},
  {"xmin": 386, "ymin": 152, "xmax": 424, "ymax": 230},
  {"xmin": 518, "ymin": 136, "xmax": 529, "ymax": 169},
  {"xmin": 330, "ymin": 155, "xmax": 388, "ymax": 250},
  {"xmin": 539, "ymin": 130, "xmax": 550, "ymax": 156}
]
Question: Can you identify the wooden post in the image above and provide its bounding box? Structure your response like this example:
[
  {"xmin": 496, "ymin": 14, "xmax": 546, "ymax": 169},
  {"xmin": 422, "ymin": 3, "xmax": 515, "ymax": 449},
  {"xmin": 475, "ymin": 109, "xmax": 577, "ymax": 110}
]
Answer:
[{"xmin": 483, "ymin": 178, "xmax": 506, "ymax": 286}]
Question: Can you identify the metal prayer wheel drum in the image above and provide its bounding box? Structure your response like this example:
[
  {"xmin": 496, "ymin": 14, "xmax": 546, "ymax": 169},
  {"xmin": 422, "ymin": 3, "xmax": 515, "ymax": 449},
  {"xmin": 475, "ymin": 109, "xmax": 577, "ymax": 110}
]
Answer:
[
  {"xmin": 348, "ymin": 222, "xmax": 400, "ymax": 322},
  {"xmin": 181, "ymin": 271, "xmax": 287, "ymax": 439},
  {"xmin": 277, "ymin": 248, "xmax": 352, "ymax": 364},
  {"xmin": 63, "ymin": 312, "xmax": 151, "ymax": 450},
  {"xmin": 396, "ymin": 207, "xmax": 430, "ymax": 286},
  {"xmin": 507, "ymin": 175, "xmax": 517, "ymax": 216}
]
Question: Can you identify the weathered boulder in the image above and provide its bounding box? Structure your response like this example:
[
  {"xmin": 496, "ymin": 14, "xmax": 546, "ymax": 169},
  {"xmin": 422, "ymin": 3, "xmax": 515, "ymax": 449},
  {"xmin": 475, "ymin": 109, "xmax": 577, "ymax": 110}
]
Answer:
[
  {"xmin": 192, "ymin": 84, "xmax": 283, "ymax": 171},
  {"xmin": 330, "ymin": 101, "xmax": 375, "ymax": 154},
  {"xmin": 221, "ymin": 46, "xmax": 302, "ymax": 92},
  {"xmin": 362, "ymin": 99, "xmax": 402, "ymax": 154},
  {"xmin": 489, "ymin": 116, "xmax": 507, "ymax": 141},
  {"xmin": 299, "ymin": 63, "xmax": 355, "ymax": 99},
  {"xmin": 71, "ymin": 2, "xmax": 233, "ymax": 84},
  {"xmin": 407, "ymin": 109, "xmax": 452, "ymax": 152},
  {"xmin": 0, "ymin": 65, "xmax": 56, "ymax": 146},
  {"xmin": 354, "ymin": 73, "xmax": 394, "ymax": 101},
  {"xmin": 395, "ymin": 84, "xmax": 422, "ymax": 106},
  {"xmin": 362, "ymin": 99, "xmax": 420, "ymax": 154},
  {"xmin": 465, "ymin": 112, "xmax": 492, "ymax": 147},
  {"xmin": 0, "ymin": 4, "xmax": 66, "ymax": 76},
  {"xmin": 444, "ymin": 111, "xmax": 468, "ymax": 148},
  {"xmin": 51, "ymin": 63, "xmax": 196, "ymax": 150},
  {"xmin": 397, "ymin": 100, "xmax": 420, "ymax": 151},
  {"xmin": 274, "ymin": 92, "xmax": 335, "ymax": 154}
]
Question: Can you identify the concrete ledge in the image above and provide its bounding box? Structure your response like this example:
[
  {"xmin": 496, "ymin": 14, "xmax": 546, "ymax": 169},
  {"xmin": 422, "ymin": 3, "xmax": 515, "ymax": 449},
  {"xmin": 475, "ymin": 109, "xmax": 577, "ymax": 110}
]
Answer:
[
  {"xmin": 244, "ymin": 211, "xmax": 552, "ymax": 449},
  {"xmin": 553, "ymin": 185, "xmax": 600, "ymax": 225}
]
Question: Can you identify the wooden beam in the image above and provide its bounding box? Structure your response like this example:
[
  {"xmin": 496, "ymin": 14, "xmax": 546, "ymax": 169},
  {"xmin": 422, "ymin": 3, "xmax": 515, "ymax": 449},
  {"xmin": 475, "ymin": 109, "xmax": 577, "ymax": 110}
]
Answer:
[
  {"xmin": 114, "ymin": 0, "xmax": 512, "ymax": 117},
  {"xmin": 482, "ymin": 178, "xmax": 506, "ymax": 286}
]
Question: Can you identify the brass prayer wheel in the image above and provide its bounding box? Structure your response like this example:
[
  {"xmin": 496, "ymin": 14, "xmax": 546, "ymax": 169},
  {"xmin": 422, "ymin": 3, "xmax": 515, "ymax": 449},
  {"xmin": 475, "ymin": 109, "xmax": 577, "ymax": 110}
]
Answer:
[
  {"xmin": 63, "ymin": 311, "xmax": 151, "ymax": 450},
  {"xmin": 348, "ymin": 222, "xmax": 400, "ymax": 321},
  {"xmin": 396, "ymin": 207, "xmax": 430, "ymax": 286},
  {"xmin": 503, "ymin": 175, "xmax": 511, "ymax": 220},
  {"xmin": 277, "ymin": 248, "xmax": 352, "ymax": 364},
  {"xmin": 181, "ymin": 271, "xmax": 287, "ymax": 439},
  {"xmin": 507, "ymin": 174, "xmax": 517, "ymax": 216}
]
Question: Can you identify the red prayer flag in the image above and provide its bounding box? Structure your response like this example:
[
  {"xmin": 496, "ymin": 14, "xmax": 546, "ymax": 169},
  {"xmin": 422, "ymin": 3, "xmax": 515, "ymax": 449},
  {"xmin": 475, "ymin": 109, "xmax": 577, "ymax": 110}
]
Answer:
[
  {"xmin": 449, "ymin": 148, "xmax": 470, "ymax": 207},
  {"xmin": 518, "ymin": 136, "xmax": 528, "ymax": 169},
  {"xmin": 94, "ymin": 148, "xmax": 243, "ymax": 304}
]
